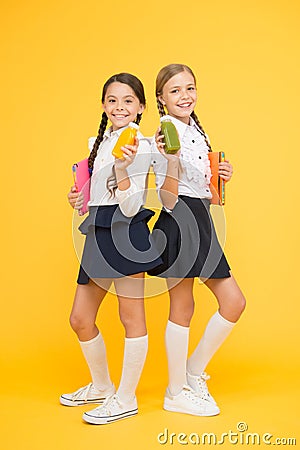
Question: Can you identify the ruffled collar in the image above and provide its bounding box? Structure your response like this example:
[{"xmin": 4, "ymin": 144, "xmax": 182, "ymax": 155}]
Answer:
[{"xmin": 161, "ymin": 115, "xmax": 199, "ymax": 139}]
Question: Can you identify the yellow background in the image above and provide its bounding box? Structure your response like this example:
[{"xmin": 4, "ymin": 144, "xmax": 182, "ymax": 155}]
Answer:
[{"xmin": 1, "ymin": 0, "xmax": 299, "ymax": 448}]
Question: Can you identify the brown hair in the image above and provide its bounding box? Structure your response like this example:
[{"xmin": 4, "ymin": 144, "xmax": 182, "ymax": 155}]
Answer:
[
  {"xmin": 156, "ymin": 64, "xmax": 212, "ymax": 151},
  {"xmin": 88, "ymin": 73, "xmax": 146, "ymax": 196}
]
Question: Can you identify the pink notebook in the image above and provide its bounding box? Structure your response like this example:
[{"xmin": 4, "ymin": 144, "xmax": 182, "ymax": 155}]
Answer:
[{"xmin": 72, "ymin": 158, "xmax": 91, "ymax": 214}]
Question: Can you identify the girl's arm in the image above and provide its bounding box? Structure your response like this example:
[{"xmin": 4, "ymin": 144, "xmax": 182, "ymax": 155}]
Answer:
[
  {"xmin": 159, "ymin": 159, "xmax": 180, "ymax": 210},
  {"xmin": 114, "ymin": 140, "xmax": 137, "ymax": 192},
  {"xmin": 114, "ymin": 137, "xmax": 151, "ymax": 217}
]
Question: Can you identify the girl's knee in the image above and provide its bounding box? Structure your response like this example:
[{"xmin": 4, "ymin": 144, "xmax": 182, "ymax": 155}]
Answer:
[
  {"xmin": 218, "ymin": 286, "xmax": 246, "ymax": 322},
  {"xmin": 169, "ymin": 301, "xmax": 195, "ymax": 326},
  {"xmin": 238, "ymin": 293, "xmax": 246, "ymax": 315},
  {"xmin": 224, "ymin": 292, "xmax": 246, "ymax": 322},
  {"xmin": 119, "ymin": 312, "xmax": 146, "ymax": 337},
  {"xmin": 232, "ymin": 290, "xmax": 246, "ymax": 316},
  {"xmin": 69, "ymin": 312, "xmax": 94, "ymax": 335}
]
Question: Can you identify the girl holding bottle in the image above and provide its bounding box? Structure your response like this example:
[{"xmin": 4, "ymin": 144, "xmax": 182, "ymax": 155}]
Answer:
[
  {"xmin": 149, "ymin": 64, "xmax": 246, "ymax": 417},
  {"xmin": 62, "ymin": 73, "xmax": 161, "ymax": 425}
]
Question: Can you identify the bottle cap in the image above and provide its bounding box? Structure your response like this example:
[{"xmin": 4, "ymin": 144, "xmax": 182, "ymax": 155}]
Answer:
[
  {"xmin": 160, "ymin": 116, "xmax": 171, "ymax": 123},
  {"xmin": 128, "ymin": 122, "xmax": 139, "ymax": 130}
]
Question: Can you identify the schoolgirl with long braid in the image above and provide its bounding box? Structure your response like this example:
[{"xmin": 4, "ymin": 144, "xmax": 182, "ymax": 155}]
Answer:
[
  {"xmin": 149, "ymin": 64, "xmax": 246, "ymax": 417},
  {"xmin": 62, "ymin": 73, "xmax": 162, "ymax": 425}
]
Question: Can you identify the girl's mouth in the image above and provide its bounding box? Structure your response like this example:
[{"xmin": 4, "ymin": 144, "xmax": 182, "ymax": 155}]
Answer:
[
  {"xmin": 113, "ymin": 114, "xmax": 129, "ymax": 119},
  {"xmin": 177, "ymin": 102, "xmax": 193, "ymax": 109}
]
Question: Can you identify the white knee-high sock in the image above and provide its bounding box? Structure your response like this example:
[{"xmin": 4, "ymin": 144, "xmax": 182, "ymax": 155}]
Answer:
[
  {"xmin": 117, "ymin": 335, "xmax": 148, "ymax": 403},
  {"xmin": 165, "ymin": 320, "xmax": 190, "ymax": 396},
  {"xmin": 187, "ymin": 311, "xmax": 235, "ymax": 375},
  {"xmin": 79, "ymin": 332, "xmax": 113, "ymax": 391}
]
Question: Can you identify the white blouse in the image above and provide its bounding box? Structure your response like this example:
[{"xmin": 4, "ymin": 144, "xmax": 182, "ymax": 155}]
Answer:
[
  {"xmin": 88, "ymin": 126, "xmax": 151, "ymax": 217},
  {"xmin": 151, "ymin": 115, "xmax": 213, "ymax": 200}
]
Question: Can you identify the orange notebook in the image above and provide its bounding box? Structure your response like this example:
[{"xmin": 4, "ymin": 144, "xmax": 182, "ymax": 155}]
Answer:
[{"xmin": 208, "ymin": 151, "xmax": 225, "ymax": 205}]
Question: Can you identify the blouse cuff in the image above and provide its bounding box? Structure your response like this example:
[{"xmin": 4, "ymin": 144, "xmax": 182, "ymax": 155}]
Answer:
[
  {"xmin": 159, "ymin": 197, "xmax": 179, "ymax": 213},
  {"xmin": 115, "ymin": 185, "xmax": 135, "ymax": 201},
  {"xmin": 115, "ymin": 185, "xmax": 143, "ymax": 217}
]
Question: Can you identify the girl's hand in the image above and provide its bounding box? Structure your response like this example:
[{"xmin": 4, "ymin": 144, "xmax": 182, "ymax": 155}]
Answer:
[
  {"xmin": 114, "ymin": 136, "xmax": 138, "ymax": 170},
  {"xmin": 155, "ymin": 127, "xmax": 180, "ymax": 162},
  {"xmin": 219, "ymin": 160, "xmax": 233, "ymax": 182},
  {"xmin": 67, "ymin": 185, "xmax": 84, "ymax": 210}
]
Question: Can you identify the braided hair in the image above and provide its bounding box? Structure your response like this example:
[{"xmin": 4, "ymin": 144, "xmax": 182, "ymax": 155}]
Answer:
[
  {"xmin": 156, "ymin": 98, "xmax": 166, "ymax": 118},
  {"xmin": 155, "ymin": 64, "xmax": 212, "ymax": 152},
  {"xmin": 88, "ymin": 73, "xmax": 146, "ymax": 197},
  {"xmin": 190, "ymin": 111, "xmax": 212, "ymax": 152},
  {"xmin": 88, "ymin": 112, "xmax": 108, "ymax": 173}
]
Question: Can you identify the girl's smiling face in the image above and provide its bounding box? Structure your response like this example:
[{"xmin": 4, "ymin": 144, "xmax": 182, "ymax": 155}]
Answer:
[
  {"xmin": 102, "ymin": 82, "xmax": 144, "ymax": 131},
  {"xmin": 159, "ymin": 70, "xmax": 197, "ymax": 124}
]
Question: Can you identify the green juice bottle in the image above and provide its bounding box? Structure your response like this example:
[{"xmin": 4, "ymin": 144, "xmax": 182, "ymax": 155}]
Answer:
[{"xmin": 160, "ymin": 117, "xmax": 181, "ymax": 154}]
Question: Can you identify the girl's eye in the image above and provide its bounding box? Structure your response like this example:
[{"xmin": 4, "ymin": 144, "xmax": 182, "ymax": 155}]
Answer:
[
  {"xmin": 171, "ymin": 89, "xmax": 179, "ymax": 94},
  {"xmin": 188, "ymin": 87, "xmax": 195, "ymax": 91},
  {"xmin": 125, "ymin": 99, "xmax": 133, "ymax": 103},
  {"xmin": 108, "ymin": 99, "xmax": 116, "ymax": 103}
]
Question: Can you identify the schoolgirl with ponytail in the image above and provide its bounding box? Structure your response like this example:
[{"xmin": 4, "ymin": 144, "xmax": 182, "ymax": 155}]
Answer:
[
  {"xmin": 149, "ymin": 64, "xmax": 246, "ymax": 417},
  {"xmin": 63, "ymin": 73, "xmax": 162, "ymax": 425}
]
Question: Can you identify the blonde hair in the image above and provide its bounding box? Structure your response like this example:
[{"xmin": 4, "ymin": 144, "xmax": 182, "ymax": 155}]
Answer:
[{"xmin": 155, "ymin": 64, "xmax": 212, "ymax": 151}]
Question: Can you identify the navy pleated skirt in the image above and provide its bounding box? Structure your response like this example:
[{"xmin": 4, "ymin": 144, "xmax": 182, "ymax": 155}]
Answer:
[
  {"xmin": 77, "ymin": 205, "xmax": 163, "ymax": 284},
  {"xmin": 148, "ymin": 196, "xmax": 231, "ymax": 279}
]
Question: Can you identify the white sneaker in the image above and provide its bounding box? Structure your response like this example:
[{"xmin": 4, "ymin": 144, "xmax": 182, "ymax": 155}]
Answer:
[
  {"xmin": 163, "ymin": 385, "xmax": 219, "ymax": 416},
  {"xmin": 82, "ymin": 394, "xmax": 138, "ymax": 425},
  {"xmin": 187, "ymin": 371, "xmax": 217, "ymax": 405},
  {"xmin": 60, "ymin": 383, "xmax": 115, "ymax": 407}
]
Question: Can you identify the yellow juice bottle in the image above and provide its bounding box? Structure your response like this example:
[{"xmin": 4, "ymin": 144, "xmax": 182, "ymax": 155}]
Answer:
[
  {"xmin": 112, "ymin": 122, "xmax": 139, "ymax": 159},
  {"xmin": 160, "ymin": 117, "xmax": 181, "ymax": 154}
]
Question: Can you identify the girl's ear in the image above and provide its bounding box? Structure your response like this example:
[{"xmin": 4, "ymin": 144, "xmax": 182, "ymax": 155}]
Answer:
[
  {"xmin": 158, "ymin": 96, "xmax": 166, "ymax": 105},
  {"xmin": 138, "ymin": 104, "xmax": 145, "ymax": 114}
]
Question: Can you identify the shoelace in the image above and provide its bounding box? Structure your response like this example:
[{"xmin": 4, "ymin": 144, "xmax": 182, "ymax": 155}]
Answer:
[
  {"xmin": 182, "ymin": 386, "xmax": 205, "ymax": 405},
  {"xmin": 72, "ymin": 383, "xmax": 93, "ymax": 402},
  {"xmin": 194, "ymin": 372, "xmax": 211, "ymax": 399},
  {"xmin": 94, "ymin": 394, "xmax": 122, "ymax": 416}
]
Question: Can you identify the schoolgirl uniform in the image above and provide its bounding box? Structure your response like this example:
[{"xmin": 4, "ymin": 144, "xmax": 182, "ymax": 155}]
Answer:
[
  {"xmin": 148, "ymin": 115, "xmax": 231, "ymax": 280},
  {"xmin": 77, "ymin": 126, "xmax": 162, "ymax": 283}
]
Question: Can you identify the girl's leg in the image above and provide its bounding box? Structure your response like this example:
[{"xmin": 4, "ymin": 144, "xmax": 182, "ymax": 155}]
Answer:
[
  {"xmin": 82, "ymin": 273, "xmax": 147, "ymax": 424},
  {"xmin": 114, "ymin": 273, "xmax": 148, "ymax": 403},
  {"xmin": 166, "ymin": 278, "xmax": 194, "ymax": 395},
  {"xmin": 70, "ymin": 278, "xmax": 111, "ymax": 341},
  {"xmin": 187, "ymin": 273, "xmax": 246, "ymax": 388},
  {"xmin": 205, "ymin": 273, "xmax": 246, "ymax": 323},
  {"xmin": 60, "ymin": 279, "xmax": 114, "ymax": 406},
  {"xmin": 163, "ymin": 278, "xmax": 220, "ymax": 416}
]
